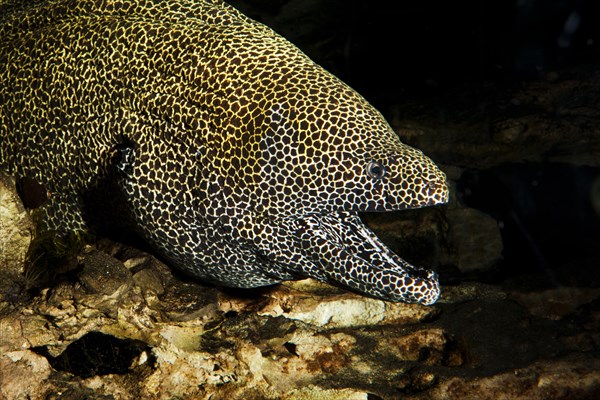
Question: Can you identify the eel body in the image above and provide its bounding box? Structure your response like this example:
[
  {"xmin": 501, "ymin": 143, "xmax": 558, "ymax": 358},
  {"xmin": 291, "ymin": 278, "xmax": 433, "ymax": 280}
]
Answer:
[{"xmin": 0, "ymin": 0, "xmax": 449, "ymax": 304}]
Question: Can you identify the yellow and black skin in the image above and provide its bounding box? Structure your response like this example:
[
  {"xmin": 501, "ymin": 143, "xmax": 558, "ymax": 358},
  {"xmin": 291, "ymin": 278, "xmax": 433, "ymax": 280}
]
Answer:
[{"xmin": 0, "ymin": 0, "xmax": 449, "ymax": 304}]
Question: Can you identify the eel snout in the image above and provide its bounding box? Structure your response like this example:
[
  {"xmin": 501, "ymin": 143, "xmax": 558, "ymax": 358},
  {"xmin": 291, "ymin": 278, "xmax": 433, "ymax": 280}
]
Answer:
[{"xmin": 425, "ymin": 177, "xmax": 450, "ymax": 206}]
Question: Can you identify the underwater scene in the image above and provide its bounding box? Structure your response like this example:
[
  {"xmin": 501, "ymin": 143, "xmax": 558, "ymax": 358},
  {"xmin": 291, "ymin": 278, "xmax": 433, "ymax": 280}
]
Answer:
[{"xmin": 0, "ymin": 0, "xmax": 599, "ymax": 398}]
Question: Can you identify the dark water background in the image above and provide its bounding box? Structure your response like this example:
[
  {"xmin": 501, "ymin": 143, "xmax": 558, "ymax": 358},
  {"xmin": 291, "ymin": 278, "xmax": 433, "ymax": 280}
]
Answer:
[{"xmin": 227, "ymin": 0, "xmax": 600, "ymax": 105}]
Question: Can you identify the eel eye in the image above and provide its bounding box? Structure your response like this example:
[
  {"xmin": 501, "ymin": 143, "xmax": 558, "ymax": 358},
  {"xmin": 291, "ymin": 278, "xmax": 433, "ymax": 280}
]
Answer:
[{"xmin": 366, "ymin": 160, "xmax": 386, "ymax": 180}]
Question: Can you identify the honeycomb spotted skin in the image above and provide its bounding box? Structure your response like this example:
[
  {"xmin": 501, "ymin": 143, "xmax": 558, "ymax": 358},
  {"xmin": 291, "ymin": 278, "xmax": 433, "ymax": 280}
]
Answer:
[{"xmin": 0, "ymin": 0, "xmax": 449, "ymax": 304}]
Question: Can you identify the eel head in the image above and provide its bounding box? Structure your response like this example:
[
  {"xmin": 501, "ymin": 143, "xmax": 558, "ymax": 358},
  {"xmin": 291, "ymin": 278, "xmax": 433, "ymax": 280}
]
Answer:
[{"xmin": 259, "ymin": 102, "xmax": 449, "ymax": 304}]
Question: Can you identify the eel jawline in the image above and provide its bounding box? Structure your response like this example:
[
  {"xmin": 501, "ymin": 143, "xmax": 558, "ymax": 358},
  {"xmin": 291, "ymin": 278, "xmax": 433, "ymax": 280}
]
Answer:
[{"xmin": 291, "ymin": 212, "xmax": 441, "ymax": 305}]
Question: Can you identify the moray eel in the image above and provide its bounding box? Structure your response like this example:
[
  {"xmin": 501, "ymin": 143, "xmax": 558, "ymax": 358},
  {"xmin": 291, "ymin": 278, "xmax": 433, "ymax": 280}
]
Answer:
[{"xmin": 0, "ymin": 0, "xmax": 449, "ymax": 304}]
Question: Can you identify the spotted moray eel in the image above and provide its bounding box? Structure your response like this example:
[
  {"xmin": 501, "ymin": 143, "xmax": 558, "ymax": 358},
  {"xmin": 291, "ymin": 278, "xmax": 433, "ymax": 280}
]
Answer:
[{"xmin": 0, "ymin": 0, "xmax": 449, "ymax": 304}]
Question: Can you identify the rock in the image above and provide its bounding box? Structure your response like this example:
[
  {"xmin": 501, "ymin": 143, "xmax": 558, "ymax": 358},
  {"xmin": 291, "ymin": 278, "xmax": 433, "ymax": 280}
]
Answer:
[
  {"xmin": 510, "ymin": 287, "xmax": 600, "ymax": 320},
  {"xmin": 417, "ymin": 354, "xmax": 600, "ymax": 400},
  {"xmin": 444, "ymin": 207, "xmax": 504, "ymax": 274},
  {"xmin": 0, "ymin": 237, "xmax": 597, "ymax": 399},
  {"xmin": 283, "ymin": 387, "xmax": 369, "ymax": 400},
  {"xmin": 0, "ymin": 351, "xmax": 53, "ymax": 400},
  {"xmin": 378, "ymin": 328, "xmax": 463, "ymax": 366},
  {"xmin": 78, "ymin": 248, "xmax": 133, "ymax": 296},
  {"xmin": 393, "ymin": 68, "xmax": 600, "ymax": 169},
  {"xmin": 158, "ymin": 280, "xmax": 221, "ymax": 322},
  {"xmin": 0, "ymin": 173, "xmax": 33, "ymax": 277},
  {"xmin": 132, "ymin": 267, "xmax": 166, "ymax": 295},
  {"xmin": 255, "ymin": 280, "xmax": 439, "ymax": 328},
  {"xmin": 439, "ymin": 281, "xmax": 507, "ymax": 303}
]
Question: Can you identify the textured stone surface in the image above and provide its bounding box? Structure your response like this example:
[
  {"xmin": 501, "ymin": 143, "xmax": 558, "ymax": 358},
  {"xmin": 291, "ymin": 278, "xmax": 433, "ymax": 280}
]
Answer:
[
  {"xmin": 0, "ymin": 173, "xmax": 32, "ymax": 276},
  {"xmin": 444, "ymin": 207, "xmax": 503, "ymax": 274},
  {"xmin": 393, "ymin": 68, "xmax": 600, "ymax": 169},
  {"xmin": 0, "ymin": 351, "xmax": 53, "ymax": 400},
  {"xmin": 1, "ymin": 239, "xmax": 598, "ymax": 399},
  {"xmin": 417, "ymin": 355, "xmax": 600, "ymax": 400},
  {"xmin": 256, "ymin": 280, "xmax": 439, "ymax": 328}
]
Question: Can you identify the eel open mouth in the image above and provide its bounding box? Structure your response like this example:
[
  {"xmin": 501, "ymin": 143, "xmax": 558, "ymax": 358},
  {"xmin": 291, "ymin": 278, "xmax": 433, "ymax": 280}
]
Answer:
[{"xmin": 290, "ymin": 211, "xmax": 441, "ymax": 305}]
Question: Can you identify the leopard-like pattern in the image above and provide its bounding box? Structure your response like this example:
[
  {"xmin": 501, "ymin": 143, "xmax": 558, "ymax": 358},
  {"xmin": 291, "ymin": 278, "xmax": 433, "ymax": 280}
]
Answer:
[{"xmin": 0, "ymin": 0, "xmax": 449, "ymax": 304}]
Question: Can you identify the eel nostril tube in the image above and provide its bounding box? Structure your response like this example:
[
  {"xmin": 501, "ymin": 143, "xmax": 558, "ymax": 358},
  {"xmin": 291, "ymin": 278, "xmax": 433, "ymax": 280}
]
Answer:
[{"xmin": 427, "ymin": 179, "xmax": 449, "ymax": 203}]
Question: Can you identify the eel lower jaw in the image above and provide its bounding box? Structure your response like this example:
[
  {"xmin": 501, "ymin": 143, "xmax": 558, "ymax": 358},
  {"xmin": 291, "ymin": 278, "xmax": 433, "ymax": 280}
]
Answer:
[
  {"xmin": 345, "ymin": 211, "xmax": 441, "ymax": 305},
  {"xmin": 290, "ymin": 211, "xmax": 441, "ymax": 305}
]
